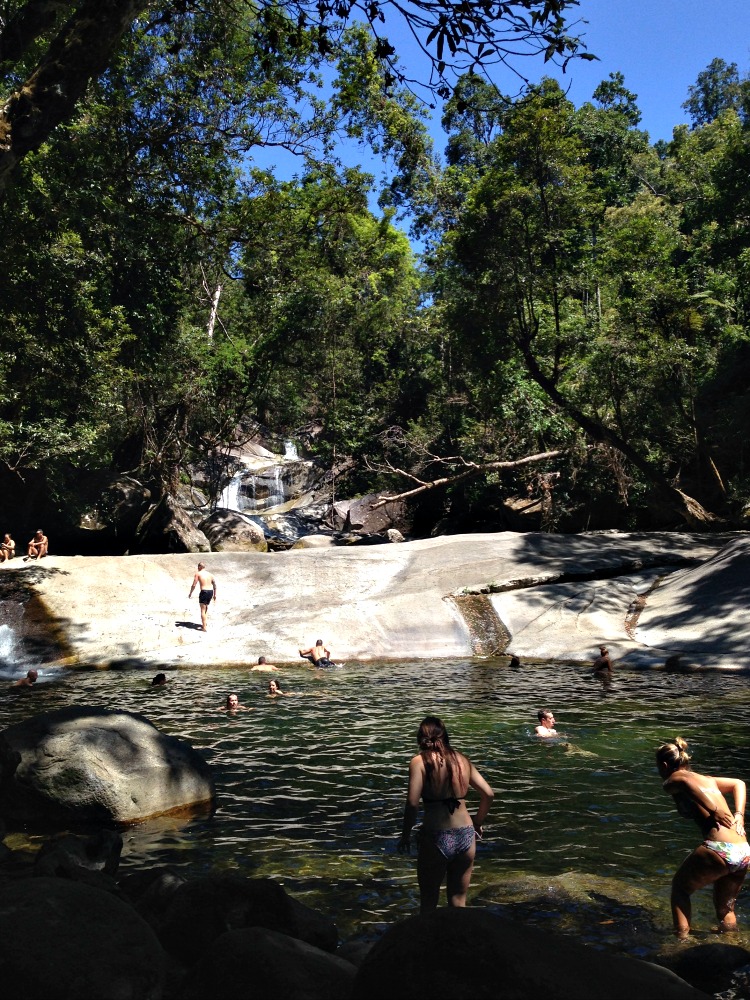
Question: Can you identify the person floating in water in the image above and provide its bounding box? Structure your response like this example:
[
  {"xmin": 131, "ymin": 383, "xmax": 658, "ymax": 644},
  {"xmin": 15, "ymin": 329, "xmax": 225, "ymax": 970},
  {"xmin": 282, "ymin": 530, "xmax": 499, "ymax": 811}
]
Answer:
[
  {"xmin": 220, "ymin": 693, "xmax": 251, "ymax": 712},
  {"xmin": 188, "ymin": 562, "xmax": 216, "ymax": 632},
  {"xmin": 508, "ymin": 654, "xmax": 521, "ymax": 669},
  {"xmin": 656, "ymin": 736, "xmax": 750, "ymax": 938},
  {"xmin": 397, "ymin": 715, "xmax": 493, "ymax": 913},
  {"xmin": 11, "ymin": 669, "xmax": 38, "ymax": 688},
  {"xmin": 252, "ymin": 656, "xmax": 278, "ymax": 672},
  {"xmin": 535, "ymin": 709, "xmax": 557, "ymax": 737},
  {"xmin": 151, "ymin": 673, "xmax": 167, "ymax": 686},
  {"xmin": 299, "ymin": 639, "xmax": 334, "ymax": 667}
]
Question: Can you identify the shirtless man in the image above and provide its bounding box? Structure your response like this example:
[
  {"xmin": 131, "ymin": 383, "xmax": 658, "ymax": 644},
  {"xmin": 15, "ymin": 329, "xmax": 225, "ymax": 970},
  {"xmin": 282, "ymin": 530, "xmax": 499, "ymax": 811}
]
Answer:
[
  {"xmin": 0, "ymin": 533, "xmax": 15, "ymax": 562},
  {"xmin": 11, "ymin": 669, "xmax": 38, "ymax": 688},
  {"xmin": 535, "ymin": 709, "xmax": 557, "ymax": 737},
  {"xmin": 299, "ymin": 639, "xmax": 334, "ymax": 667},
  {"xmin": 188, "ymin": 562, "xmax": 216, "ymax": 631},
  {"xmin": 251, "ymin": 656, "xmax": 278, "ymax": 672},
  {"xmin": 25, "ymin": 530, "xmax": 48, "ymax": 560}
]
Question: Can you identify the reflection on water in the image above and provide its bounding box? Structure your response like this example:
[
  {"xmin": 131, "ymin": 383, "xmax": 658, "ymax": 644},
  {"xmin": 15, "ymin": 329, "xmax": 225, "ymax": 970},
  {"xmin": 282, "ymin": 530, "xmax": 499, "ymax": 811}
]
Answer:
[{"xmin": 3, "ymin": 658, "xmax": 750, "ymax": 939}]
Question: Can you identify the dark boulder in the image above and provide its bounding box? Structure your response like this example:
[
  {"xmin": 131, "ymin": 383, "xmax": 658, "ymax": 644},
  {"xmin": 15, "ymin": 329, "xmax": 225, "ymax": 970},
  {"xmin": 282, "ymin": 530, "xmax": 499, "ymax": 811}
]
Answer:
[
  {"xmin": 146, "ymin": 874, "xmax": 338, "ymax": 964},
  {"xmin": 350, "ymin": 908, "xmax": 708, "ymax": 1000},
  {"xmin": 179, "ymin": 926, "xmax": 355, "ymax": 1000},
  {"xmin": 131, "ymin": 494, "xmax": 210, "ymax": 554},
  {"xmin": 0, "ymin": 877, "xmax": 165, "ymax": 1000}
]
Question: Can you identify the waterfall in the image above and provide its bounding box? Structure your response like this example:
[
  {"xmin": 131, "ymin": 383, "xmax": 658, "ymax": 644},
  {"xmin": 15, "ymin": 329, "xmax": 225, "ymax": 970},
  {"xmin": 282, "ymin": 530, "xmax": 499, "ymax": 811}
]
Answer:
[
  {"xmin": 284, "ymin": 440, "xmax": 298, "ymax": 461},
  {"xmin": 446, "ymin": 595, "xmax": 511, "ymax": 657},
  {"xmin": 219, "ymin": 470, "xmax": 243, "ymax": 511},
  {"xmin": 0, "ymin": 623, "xmax": 16, "ymax": 666}
]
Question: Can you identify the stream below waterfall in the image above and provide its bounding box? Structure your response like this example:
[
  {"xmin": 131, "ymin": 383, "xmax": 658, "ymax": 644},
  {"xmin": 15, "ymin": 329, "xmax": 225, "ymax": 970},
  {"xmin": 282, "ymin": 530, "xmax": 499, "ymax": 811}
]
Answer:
[{"xmin": 3, "ymin": 629, "xmax": 750, "ymax": 953}]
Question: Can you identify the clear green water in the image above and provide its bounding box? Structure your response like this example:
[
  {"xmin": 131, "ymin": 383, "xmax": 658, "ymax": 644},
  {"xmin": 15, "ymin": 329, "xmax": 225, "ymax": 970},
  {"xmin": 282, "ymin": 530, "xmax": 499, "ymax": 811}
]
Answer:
[{"xmin": 3, "ymin": 655, "xmax": 750, "ymax": 942}]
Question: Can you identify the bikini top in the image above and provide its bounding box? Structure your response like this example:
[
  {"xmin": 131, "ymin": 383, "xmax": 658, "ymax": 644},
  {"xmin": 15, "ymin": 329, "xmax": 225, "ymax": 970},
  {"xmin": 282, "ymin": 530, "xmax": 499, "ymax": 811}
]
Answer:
[{"xmin": 422, "ymin": 794, "xmax": 466, "ymax": 815}]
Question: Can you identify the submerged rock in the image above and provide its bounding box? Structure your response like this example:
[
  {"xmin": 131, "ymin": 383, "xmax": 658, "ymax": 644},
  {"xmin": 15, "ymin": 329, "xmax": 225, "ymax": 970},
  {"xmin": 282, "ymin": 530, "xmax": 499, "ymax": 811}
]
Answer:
[{"xmin": 0, "ymin": 706, "xmax": 215, "ymax": 825}]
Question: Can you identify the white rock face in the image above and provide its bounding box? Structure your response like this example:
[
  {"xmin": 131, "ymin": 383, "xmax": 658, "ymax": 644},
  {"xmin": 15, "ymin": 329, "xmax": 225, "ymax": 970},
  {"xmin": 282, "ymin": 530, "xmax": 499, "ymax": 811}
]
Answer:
[
  {"xmin": 13, "ymin": 531, "xmax": 747, "ymax": 668},
  {"xmin": 0, "ymin": 706, "xmax": 215, "ymax": 824}
]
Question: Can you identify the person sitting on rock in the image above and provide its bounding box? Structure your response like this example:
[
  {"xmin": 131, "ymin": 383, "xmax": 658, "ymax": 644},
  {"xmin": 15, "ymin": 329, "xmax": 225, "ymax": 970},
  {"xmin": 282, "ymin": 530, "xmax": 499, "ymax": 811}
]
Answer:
[
  {"xmin": 299, "ymin": 639, "xmax": 334, "ymax": 667},
  {"xmin": 0, "ymin": 532, "xmax": 15, "ymax": 562},
  {"xmin": 535, "ymin": 709, "xmax": 557, "ymax": 737},
  {"xmin": 251, "ymin": 656, "xmax": 278, "ymax": 672},
  {"xmin": 220, "ymin": 693, "xmax": 252, "ymax": 712},
  {"xmin": 11, "ymin": 669, "xmax": 38, "ymax": 688},
  {"xmin": 25, "ymin": 529, "xmax": 48, "ymax": 560}
]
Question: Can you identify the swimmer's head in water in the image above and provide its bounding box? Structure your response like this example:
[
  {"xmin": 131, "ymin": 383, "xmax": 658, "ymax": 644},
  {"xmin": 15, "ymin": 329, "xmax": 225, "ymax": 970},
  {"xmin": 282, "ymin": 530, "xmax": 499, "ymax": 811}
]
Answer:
[
  {"xmin": 656, "ymin": 737, "xmax": 691, "ymax": 774},
  {"xmin": 268, "ymin": 680, "xmax": 279, "ymax": 693},
  {"xmin": 537, "ymin": 709, "xmax": 554, "ymax": 725},
  {"xmin": 151, "ymin": 672, "xmax": 166, "ymax": 686},
  {"xmin": 226, "ymin": 693, "xmax": 239, "ymax": 708},
  {"xmin": 27, "ymin": 669, "xmax": 38, "ymax": 682}
]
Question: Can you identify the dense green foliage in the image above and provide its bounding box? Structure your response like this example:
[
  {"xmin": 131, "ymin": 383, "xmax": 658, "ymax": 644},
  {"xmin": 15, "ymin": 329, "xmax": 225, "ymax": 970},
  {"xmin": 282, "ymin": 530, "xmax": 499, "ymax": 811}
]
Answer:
[{"xmin": 2, "ymin": 0, "xmax": 750, "ymax": 537}]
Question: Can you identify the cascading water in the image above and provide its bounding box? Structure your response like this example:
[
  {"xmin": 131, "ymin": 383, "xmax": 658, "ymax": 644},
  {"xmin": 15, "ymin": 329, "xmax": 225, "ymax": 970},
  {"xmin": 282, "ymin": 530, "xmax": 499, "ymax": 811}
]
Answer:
[{"xmin": 217, "ymin": 440, "xmax": 313, "ymax": 514}]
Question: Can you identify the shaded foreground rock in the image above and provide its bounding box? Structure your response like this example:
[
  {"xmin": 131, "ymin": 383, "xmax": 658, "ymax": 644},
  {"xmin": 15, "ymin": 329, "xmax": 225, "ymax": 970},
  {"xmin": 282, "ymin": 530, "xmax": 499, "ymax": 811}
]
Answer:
[
  {"xmin": 180, "ymin": 927, "xmax": 356, "ymax": 1000},
  {"xmin": 0, "ymin": 876, "xmax": 165, "ymax": 1000},
  {"xmin": 351, "ymin": 908, "xmax": 709, "ymax": 1000},
  {"xmin": 0, "ymin": 706, "xmax": 215, "ymax": 825},
  {"xmin": 141, "ymin": 874, "xmax": 338, "ymax": 963}
]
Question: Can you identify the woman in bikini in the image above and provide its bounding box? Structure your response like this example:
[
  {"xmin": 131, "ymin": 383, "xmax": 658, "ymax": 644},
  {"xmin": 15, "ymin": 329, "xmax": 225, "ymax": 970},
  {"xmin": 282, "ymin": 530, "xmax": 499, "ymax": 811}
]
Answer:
[
  {"xmin": 657, "ymin": 737, "xmax": 749, "ymax": 937},
  {"xmin": 397, "ymin": 715, "xmax": 494, "ymax": 913}
]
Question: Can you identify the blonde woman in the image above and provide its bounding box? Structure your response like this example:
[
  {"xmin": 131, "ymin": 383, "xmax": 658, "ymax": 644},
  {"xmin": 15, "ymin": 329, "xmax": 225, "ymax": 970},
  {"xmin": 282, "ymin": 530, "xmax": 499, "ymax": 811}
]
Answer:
[{"xmin": 657, "ymin": 737, "xmax": 749, "ymax": 937}]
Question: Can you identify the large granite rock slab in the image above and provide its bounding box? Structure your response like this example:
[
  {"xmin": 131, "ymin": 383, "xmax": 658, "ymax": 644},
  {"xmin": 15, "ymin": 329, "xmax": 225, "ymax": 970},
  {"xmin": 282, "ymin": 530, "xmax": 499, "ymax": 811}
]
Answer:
[
  {"xmin": 0, "ymin": 706, "xmax": 215, "ymax": 825},
  {"xmin": 10, "ymin": 531, "xmax": 746, "ymax": 668},
  {"xmin": 0, "ymin": 877, "xmax": 165, "ymax": 1000}
]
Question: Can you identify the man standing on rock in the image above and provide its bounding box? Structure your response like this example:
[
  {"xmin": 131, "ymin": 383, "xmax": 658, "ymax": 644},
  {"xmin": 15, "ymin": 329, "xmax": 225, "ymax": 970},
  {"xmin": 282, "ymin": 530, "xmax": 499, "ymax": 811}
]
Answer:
[{"xmin": 189, "ymin": 562, "xmax": 216, "ymax": 631}]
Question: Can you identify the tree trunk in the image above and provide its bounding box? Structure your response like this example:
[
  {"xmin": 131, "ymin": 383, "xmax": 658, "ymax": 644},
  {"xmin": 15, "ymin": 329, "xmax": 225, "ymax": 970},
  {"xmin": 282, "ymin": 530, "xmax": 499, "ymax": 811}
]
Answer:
[
  {"xmin": 518, "ymin": 344, "xmax": 724, "ymax": 529},
  {"xmin": 0, "ymin": 0, "xmax": 148, "ymax": 192}
]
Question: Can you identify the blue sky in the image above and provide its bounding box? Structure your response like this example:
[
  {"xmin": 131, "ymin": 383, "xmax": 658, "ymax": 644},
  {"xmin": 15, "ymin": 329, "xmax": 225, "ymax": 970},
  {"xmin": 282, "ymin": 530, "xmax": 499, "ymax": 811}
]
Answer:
[
  {"xmin": 253, "ymin": 1, "xmax": 750, "ymax": 187},
  {"xmin": 517, "ymin": 0, "xmax": 750, "ymax": 142}
]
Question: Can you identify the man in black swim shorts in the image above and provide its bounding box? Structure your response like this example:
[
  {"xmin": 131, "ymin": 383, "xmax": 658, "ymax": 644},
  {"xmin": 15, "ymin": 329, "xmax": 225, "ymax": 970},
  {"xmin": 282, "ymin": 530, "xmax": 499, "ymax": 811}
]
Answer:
[{"xmin": 188, "ymin": 562, "xmax": 217, "ymax": 631}]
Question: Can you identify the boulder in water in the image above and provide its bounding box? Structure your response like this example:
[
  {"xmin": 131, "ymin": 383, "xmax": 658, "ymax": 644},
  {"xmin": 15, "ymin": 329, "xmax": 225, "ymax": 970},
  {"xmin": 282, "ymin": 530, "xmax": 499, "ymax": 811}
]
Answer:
[{"xmin": 0, "ymin": 706, "xmax": 215, "ymax": 825}]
